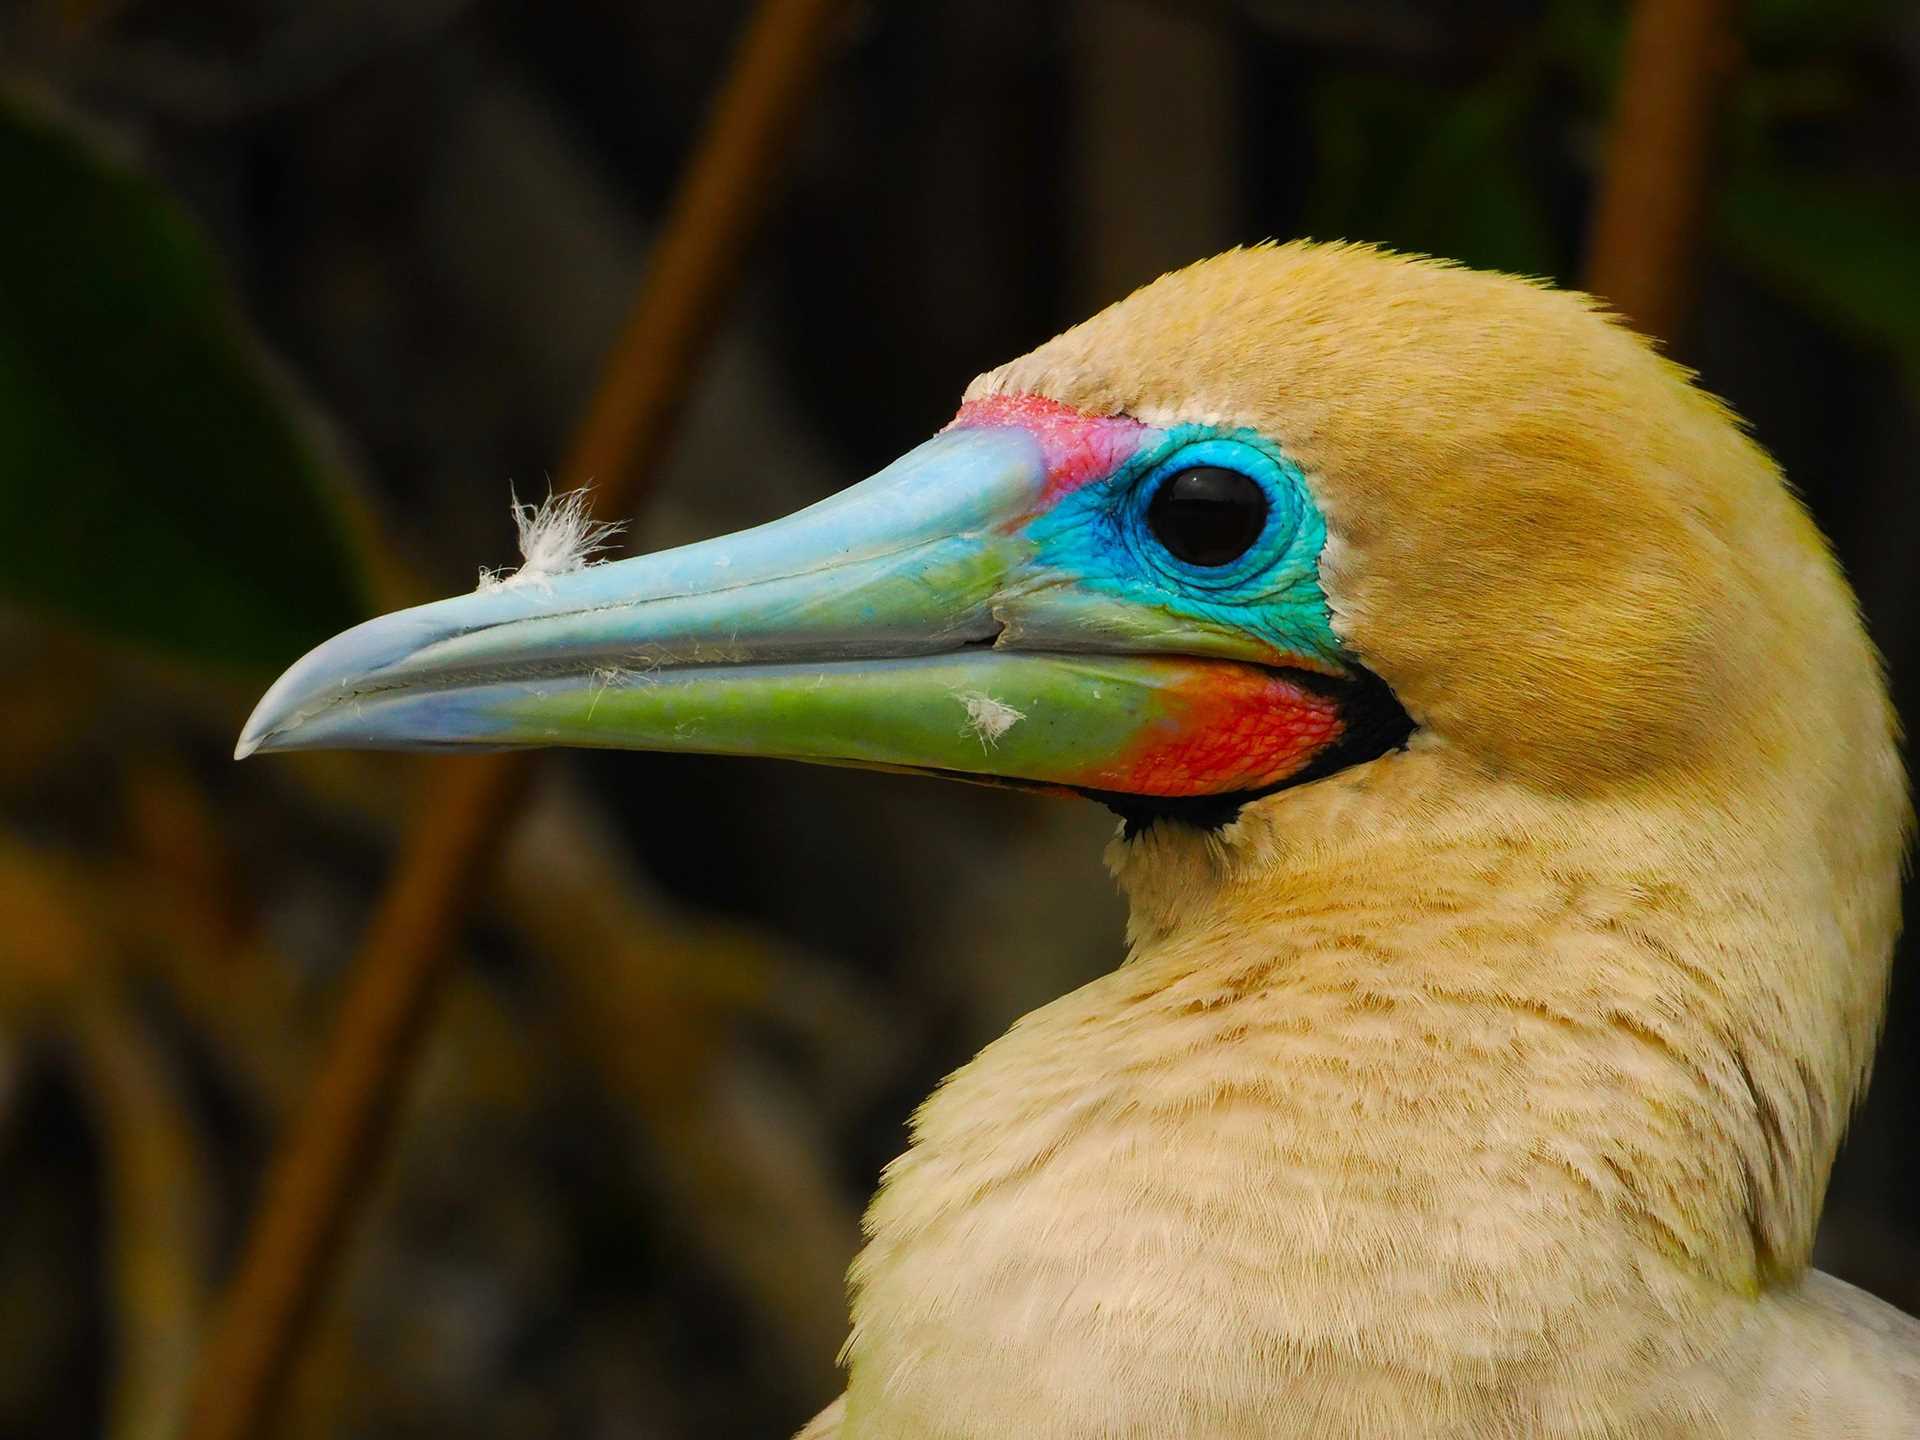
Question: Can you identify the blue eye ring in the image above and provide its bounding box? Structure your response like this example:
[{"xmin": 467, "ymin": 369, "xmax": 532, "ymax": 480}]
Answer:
[{"xmin": 1123, "ymin": 437, "xmax": 1301, "ymax": 593}]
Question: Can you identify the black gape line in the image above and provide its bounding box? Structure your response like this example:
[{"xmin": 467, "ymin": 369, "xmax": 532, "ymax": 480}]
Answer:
[{"xmin": 1089, "ymin": 665, "xmax": 1415, "ymax": 839}]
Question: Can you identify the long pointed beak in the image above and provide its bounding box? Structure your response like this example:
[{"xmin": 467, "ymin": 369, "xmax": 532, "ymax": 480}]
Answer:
[{"xmin": 239, "ymin": 427, "xmax": 1345, "ymax": 798}]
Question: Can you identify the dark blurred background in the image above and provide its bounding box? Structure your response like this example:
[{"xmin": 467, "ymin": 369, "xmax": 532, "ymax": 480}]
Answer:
[{"xmin": 0, "ymin": 1, "xmax": 1915, "ymax": 1436}]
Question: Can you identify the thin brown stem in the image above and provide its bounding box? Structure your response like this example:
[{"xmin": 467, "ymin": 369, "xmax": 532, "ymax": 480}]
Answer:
[
  {"xmin": 1583, "ymin": 0, "xmax": 1739, "ymax": 340},
  {"xmin": 181, "ymin": 4, "xmax": 851, "ymax": 1438}
]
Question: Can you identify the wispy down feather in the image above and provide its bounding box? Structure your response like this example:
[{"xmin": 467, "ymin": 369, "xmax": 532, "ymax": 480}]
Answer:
[{"xmin": 476, "ymin": 486, "xmax": 626, "ymax": 593}]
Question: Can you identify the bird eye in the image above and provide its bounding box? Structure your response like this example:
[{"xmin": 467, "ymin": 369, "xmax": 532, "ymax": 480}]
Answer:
[{"xmin": 1145, "ymin": 466, "xmax": 1269, "ymax": 567}]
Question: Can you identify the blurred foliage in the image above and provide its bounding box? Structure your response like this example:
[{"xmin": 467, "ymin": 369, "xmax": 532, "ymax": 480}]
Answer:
[
  {"xmin": 1291, "ymin": 0, "xmax": 1920, "ymax": 382},
  {"xmin": 1303, "ymin": 72, "xmax": 1562, "ymax": 278},
  {"xmin": 1718, "ymin": 171, "xmax": 1920, "ymax": 377},
  {"xmin": 0, "ymin": 86, "xmax": 368, "ymax": 669},
  {"xmin": 0, "ymin": 1, "xmax": 1914, "ymax": 1437}
]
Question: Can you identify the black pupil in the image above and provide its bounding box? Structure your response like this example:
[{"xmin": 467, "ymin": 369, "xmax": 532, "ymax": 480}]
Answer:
[{"xmin": 1146, "ymin": 466, "xmax": 1268, "ymax": 567}]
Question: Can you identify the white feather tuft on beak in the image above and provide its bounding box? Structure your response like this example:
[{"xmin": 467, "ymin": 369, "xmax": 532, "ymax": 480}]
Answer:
[{"xmin": 477, "ymin": 486, "xmax": 626, "ymax": 593}]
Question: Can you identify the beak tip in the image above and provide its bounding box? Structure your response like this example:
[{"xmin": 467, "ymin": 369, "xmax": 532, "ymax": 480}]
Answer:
[
  {"xmin": 236, "ymin": 683, "xmax": 307, "ymax": 760},
  {"xmin": 234, "ymin": 709, "xmax": 277, "ymax": 760}
]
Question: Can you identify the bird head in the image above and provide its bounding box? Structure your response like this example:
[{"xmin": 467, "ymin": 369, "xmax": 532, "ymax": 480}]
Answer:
[{"xmin": 238, "ymin": 243, "xmax": 1904, "ymax": 859}]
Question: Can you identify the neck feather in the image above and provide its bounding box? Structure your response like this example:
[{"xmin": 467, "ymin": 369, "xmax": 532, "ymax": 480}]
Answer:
[{"xmin": 1107, "ymin": 740, "xmax": 1899, "ymax": 1287}]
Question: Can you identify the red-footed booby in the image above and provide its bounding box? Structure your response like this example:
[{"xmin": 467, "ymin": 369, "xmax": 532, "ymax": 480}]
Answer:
[{"xmin": 240, "ymin": 243, "xmax": 1916, "ymax": 1438}]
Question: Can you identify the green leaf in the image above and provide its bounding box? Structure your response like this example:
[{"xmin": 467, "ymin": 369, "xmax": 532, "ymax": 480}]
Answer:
[
  {"xmin": 0, "ymin": 88, "xmax": 370, "ymax": 671},
  {"xmin": 1716, "ymin": 169, "xmax": 1920, "ymax": 366}
]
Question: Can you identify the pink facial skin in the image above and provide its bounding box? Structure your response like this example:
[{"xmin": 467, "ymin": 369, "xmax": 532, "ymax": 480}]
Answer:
[{"xmin": 947, "ymin": 393, "xmax": 1152, "ymax": 506}]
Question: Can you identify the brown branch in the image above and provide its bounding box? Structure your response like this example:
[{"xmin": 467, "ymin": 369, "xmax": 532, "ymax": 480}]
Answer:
[
  {"xmin": 1582, "ymin": 0, "xmax": 1739, "ymax": 341},
  {"xmin": 181, "ymin": 4, "xmax": 852, "ymax": 1438}
]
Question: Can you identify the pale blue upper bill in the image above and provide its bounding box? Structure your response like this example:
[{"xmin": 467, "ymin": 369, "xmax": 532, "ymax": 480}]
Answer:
[{"xmin": 236, "ymin": 428, "xmax": 1036, "ymax": 755}]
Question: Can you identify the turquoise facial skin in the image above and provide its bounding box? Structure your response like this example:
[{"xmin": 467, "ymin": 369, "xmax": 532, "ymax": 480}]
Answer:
[{"xmin": 1005, "ymin": 426, "xmax": 1343, "ymax": 675}]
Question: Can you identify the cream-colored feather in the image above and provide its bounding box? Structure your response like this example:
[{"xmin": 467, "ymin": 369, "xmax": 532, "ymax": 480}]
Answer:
[{"xmin": 802, "ymin": 244, "xmax": 1915, "ymax": 1438}]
